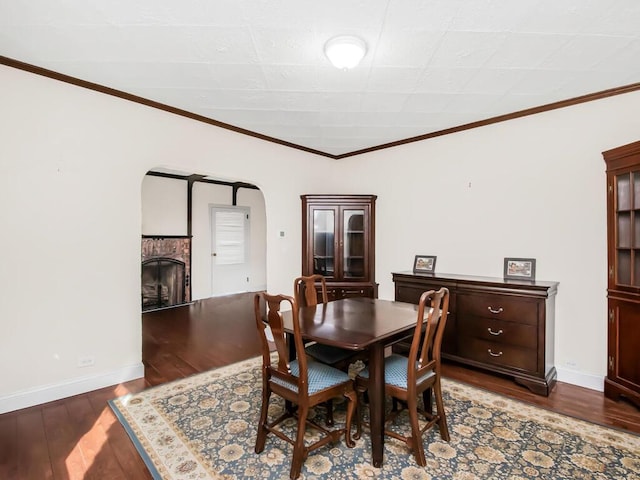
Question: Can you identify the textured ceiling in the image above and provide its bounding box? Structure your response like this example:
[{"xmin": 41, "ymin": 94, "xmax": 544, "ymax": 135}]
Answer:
[{"xmin": 1, "ymin": 0, "xmax": 640, "ymax": 157}]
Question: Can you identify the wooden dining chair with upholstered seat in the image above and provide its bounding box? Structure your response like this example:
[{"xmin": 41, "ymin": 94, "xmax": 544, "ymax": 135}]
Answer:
[
  {"xmin": 253, "ymin": 292, "xmax": 357, "ymax": 480},
  {"xmin": 294, "ymin": 274, "xmax": 366, "ymax": 425},
  {"xmin": 354, "ymin": 287, "xmax": 450, "ymax": 466}
]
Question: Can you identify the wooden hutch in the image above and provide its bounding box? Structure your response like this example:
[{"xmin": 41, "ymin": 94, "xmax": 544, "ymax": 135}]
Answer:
[
  {"xmin": 301, "ymin": 195, "xmax": 377, "ymax": 300},
  {"xmin": 603, "ymin": 140, "xmax": 640, "ymax": 407}
]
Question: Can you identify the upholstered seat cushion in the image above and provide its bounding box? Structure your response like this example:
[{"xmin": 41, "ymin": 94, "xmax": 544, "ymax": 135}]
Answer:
[
  {"xmin": 305, "ymin": 343, "xmax": 357, "ymax": 365},
  {"xmin": 271, "ymin": 360, "xmax": 352, "ymax": 394},
  {"xmin": 358, "ymin": 354, "xmax": 435, "ymax": 389}
]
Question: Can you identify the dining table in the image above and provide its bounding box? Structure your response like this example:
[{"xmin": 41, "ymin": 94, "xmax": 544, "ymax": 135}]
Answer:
[{"xmin": 281, "ymin": 296, "xmax": 421, "ymax": 468}]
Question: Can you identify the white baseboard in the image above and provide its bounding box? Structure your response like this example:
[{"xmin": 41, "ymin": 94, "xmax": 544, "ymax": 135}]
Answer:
[
  {"xmin": 0, "ymin": 363, "xmax": 144, "ymax": 414},
  {"xmin": 556, "ymin": 366, "xmax": 604, "ymax": 392}
]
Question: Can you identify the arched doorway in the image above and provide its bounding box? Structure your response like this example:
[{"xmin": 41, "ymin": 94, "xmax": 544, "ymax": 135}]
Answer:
[{"xmin": 141, "ymin": 168, "xmax": 266, "ymax": 308}]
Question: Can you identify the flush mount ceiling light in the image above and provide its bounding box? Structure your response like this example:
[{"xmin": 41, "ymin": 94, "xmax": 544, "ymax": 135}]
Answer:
[{"xmin": 324, "ymin": 35, "xmax": 367, "ymax": 69}]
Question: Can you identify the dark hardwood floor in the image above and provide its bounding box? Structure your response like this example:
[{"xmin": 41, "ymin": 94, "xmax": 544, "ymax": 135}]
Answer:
[{"xmin": 1, "ymin": 292, "xmax": 638, "ymax": 479}]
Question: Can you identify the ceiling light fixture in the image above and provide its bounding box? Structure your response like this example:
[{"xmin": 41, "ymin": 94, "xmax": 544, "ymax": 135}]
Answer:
[{"xmin": 324, "ymin": 35, "xmax": 367, "ymax": 69}]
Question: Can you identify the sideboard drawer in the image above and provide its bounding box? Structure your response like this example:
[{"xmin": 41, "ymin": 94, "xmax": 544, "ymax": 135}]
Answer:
[
  {"xmin": 458, "ymin": 293, "xmax": 539, "ymax": 326},
  {"xmin": 458, "ymin": 316, "xmax": 537, "ymax": 349},
  {"xmin": 459, "ymin": 337, "xmax": 538, "ymax": 372}
]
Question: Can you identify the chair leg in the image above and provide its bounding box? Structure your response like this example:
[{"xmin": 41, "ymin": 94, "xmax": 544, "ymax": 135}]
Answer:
[
  {"xmin": 324, "ymin": 399, "xmax": 334, "ymax": 426},
  {"xmin": 344, "ymin": 390, "xmax": 356, "ymax": 448},
  {"xmin": 255, "ymin": 388, "xmax": 271, "ymax": 454},
  {"xmin": 354, "ymin": 399, "xmax": 362, "ymax": 440},
  {"xmin": 290, "ymin": 405, "xmax": 309, "ymax": 480},
  {"xmin": 407, "ymin": 396, "xmax": 426, "ymax": 466},
  {"xmin": 433, "ymin": 379, "xmax": 450, "ymax": 442},
  {"xmin": 353, "ymin": 382, "xmax": 367, "ymax": 440}
]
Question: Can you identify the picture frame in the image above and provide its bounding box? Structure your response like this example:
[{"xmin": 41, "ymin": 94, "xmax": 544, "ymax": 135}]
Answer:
[
  {"xmin": 413, "ymin": 255, "xmax": 437, "ymax": 274},
  {"xmin": 503, "ymin": 257, "xmax": 536, "ymax": 281}
]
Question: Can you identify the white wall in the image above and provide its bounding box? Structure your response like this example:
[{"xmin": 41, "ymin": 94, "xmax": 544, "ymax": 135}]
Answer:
[
  {"xmin": 2, "ymin": 62, "xmax": 639, "ymax": 413},
  {"xmin": 237, "ymin": 187, "xmax": 268, "ymax": 295},
  {"xmin": 141, "ymin": 175, "xmax": 188, "ymax": 235},
  {"xmin": 335, "ymin": 91, "xmax": 640, "ymax": 390},
  {"xmin": 0, "ymin": 64, "xmax": 332, "ymax": 413}
]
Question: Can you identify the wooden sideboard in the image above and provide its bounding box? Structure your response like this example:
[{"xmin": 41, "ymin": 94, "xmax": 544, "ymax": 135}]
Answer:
[{"xmin": 392, "ymin": 272, "xmax": 559, "ymax": 396}]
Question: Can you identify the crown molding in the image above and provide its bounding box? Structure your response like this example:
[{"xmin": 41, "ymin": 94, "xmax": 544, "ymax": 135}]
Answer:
[{"xmin": 3, "ymin": 55, "xmax": 639, "ymax": 160}]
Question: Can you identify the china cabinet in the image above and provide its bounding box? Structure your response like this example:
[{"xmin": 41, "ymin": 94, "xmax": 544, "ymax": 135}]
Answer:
[
  {"xmin": 603, "ymin": 140, "xmax": 640, "ymax": 407},
  {"xmin": 301, "ymin": 195, "xmax": 377, "ymax": 300}
]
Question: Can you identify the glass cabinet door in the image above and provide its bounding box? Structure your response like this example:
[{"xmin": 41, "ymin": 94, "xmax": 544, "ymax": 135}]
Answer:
[
  {"xmin": 614, "ymin": 170, "xmax": 640, "ymax": 287},
  {"xmin": 312, "ymin": 209, "xmax": 335, "ymax": 277},
  {"xmin": 343, "ymin": 209, "xmax": 365, "ymax": 278}
]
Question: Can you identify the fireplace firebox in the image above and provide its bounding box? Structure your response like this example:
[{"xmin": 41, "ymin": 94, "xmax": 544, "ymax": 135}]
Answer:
[
  {"xmin": 141, "ymin": 236, "xmax": 191, "ymax": 311},
  {"xmin": 142, "ymin": 258, "xmax": 185, "ymax": 310}
]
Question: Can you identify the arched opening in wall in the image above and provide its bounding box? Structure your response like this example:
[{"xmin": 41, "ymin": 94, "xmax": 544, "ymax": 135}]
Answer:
[
  {"xmin": 140, "ymin": 168, "xmax": 267, "ymax": 309},
  {"xmin": 140, "ymin": 168, "xmax": 267, "ymax": 375}
]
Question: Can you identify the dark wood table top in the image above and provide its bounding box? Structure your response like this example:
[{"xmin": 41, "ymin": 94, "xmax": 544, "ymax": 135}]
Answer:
[{"xmin": 283, "ymin": 297, "xmax": 420, "ymax": 350}]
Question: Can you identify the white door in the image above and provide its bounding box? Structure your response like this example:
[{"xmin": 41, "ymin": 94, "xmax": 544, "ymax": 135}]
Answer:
[{"xmin": 210, "ymin": 205, "xmax": 250, "ymax": 296}]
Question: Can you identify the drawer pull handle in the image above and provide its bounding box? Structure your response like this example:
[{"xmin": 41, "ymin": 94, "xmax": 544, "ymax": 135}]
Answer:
[
  {"xmin": 487, "ymin": 306, "xmax": 504, "ymax": 314},
  {"xmin": 487, "ymin": 328, "xmax": 503, "ymax": 336},
  {"xmin": 487, "ymin": 349, "xmax": 503, "ymax": 357}
]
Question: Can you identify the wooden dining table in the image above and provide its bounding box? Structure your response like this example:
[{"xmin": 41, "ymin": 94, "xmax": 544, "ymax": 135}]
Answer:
[{"xmin": 281, "ymin": 296, "xmax": 421, "ymax": 467}]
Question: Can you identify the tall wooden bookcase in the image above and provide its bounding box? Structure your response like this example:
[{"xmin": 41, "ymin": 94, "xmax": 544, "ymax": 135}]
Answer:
[
  {"xmin": 603, "ymin": 140, "xmax": 640, "ymax": 408},
  {"xmin": 301, "ymin": 194, "xmax": 377, "ymax": 300}
]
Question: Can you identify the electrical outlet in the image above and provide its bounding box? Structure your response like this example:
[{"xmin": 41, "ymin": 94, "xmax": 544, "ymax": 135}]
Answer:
[{"xmin": 77, "ymin": 355, "xmax": 95, "ymax": 368}]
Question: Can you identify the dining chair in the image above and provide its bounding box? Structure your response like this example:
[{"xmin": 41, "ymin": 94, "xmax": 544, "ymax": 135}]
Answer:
[
  {"xmin": 294, "ymin": 274, "xmax": 365, "ymax": 425},
  {"xmin": 354, "ymin": 287, "xmax": 450, "ymax": 466},
  {"xmin": 253, "ymin": 292, "xmax": 357, "ymax": 480}
]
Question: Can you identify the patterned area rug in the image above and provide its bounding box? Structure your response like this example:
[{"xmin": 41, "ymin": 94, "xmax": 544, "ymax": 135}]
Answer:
[{"xmin": 109, "ymin": 356, "xmax": 640, "ymax": 479}]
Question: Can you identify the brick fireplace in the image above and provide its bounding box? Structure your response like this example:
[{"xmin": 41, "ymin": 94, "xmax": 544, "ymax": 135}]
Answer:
[{"xmin": 141, "ymin": 236, "xmax": 191, "ymax": 311}]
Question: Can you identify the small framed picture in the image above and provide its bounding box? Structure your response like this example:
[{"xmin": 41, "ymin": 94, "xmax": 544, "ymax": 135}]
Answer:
[
  {"xmin": 413, "ymin": 255, "xmax": 437, "ymax": 274},
  {"xmin": 503, "ymin": 258, "xmax": 536, "ymax": 281}
]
